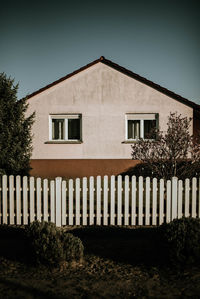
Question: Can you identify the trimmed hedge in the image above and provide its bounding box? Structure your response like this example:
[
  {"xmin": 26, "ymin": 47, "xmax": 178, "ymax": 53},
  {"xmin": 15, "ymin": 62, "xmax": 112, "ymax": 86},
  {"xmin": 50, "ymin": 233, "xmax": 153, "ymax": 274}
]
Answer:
[
  {"xmin": 26, "ymin": 221, "xmax": 84, "ymax": 266},
  {"xmin": 161, "ymin": 217, "xmax": 200, "ymax": 266}
]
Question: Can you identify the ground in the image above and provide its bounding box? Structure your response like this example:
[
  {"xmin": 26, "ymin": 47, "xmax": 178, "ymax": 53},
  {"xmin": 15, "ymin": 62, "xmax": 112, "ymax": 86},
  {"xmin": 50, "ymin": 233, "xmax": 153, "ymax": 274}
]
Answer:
[{"xmin": 0, "ymin": 226, "xmax": 200, "ymax": 298}]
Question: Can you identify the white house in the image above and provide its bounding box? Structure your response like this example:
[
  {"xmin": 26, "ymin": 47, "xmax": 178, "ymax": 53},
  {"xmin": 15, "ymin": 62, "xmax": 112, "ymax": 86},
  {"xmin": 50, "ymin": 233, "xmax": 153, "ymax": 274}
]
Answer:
[{"xmin": 25, "ymin": 56, "xmax": 200, "ymax": 178}]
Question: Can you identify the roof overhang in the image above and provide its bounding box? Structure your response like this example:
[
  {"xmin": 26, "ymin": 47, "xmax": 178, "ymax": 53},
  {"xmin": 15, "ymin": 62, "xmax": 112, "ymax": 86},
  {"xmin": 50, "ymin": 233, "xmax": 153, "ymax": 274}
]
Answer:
[{"xmin": 23, "ymin": 56, "xmax": 200, "ymax": 113}]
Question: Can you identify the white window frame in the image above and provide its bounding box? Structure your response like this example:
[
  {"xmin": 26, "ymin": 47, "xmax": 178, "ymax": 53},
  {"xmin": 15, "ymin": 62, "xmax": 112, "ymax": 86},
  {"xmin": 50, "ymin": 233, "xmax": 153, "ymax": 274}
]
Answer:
[
  {"xmin": 125, "ymin": 113, "xmax": 158, "ymax": 141},
  {"xmin": 49, "ymin": 114, "xmax": 82, "ymax": 141}
]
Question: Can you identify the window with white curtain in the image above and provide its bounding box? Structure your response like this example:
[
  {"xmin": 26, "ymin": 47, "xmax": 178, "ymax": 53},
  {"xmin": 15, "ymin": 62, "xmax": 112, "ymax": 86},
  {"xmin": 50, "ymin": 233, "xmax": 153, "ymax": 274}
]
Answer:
[
  {"xmin": 125, "ymin": 113, "xmax": 158, "ymax": 140},
  {"xmin": 49, "ymin": 114, "xmax": 81, "ymax": 141}
]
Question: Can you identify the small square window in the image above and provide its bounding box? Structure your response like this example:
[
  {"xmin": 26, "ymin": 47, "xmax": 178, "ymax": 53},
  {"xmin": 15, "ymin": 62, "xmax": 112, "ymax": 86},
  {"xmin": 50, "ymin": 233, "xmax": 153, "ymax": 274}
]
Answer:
[
  {"xmin": 126, "ymin": 113, "xmax": 158, "ymax": 140},
  {"xmin": 49, "ymin": 114, "xmax": 82, "ymax": 141}
]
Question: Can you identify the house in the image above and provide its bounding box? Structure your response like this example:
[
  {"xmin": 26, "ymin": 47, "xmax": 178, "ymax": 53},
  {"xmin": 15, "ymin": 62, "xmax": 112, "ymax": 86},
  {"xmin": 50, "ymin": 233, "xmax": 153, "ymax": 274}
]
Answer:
[{"xmin": 25, "ymin": 56, "xmax": 200, "ymax": 178}]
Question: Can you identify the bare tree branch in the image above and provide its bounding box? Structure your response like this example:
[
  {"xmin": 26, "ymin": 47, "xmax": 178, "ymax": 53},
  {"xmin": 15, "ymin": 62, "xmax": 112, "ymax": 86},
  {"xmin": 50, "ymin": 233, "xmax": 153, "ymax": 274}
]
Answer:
[{"xmin": 131, "ymin": 113, "xmax": 200, "ymax": 179}]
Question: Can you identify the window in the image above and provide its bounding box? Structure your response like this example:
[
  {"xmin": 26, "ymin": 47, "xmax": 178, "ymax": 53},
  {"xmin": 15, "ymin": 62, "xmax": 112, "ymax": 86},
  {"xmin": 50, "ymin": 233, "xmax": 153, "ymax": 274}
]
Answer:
[
  {"xmin": 49, "ymin": 114, "xmax": 81, "ymax": 141},
  {"xmin": 126, "ymin": 113, "xmax": 158, "ymax": 140}
]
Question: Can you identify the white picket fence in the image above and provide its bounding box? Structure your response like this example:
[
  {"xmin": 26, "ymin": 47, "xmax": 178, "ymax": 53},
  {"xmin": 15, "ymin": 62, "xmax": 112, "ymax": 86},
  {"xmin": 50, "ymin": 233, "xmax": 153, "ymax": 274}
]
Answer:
[{"xmin": 0, "ymin": 175, "xmax": 199, "ymax": 227}]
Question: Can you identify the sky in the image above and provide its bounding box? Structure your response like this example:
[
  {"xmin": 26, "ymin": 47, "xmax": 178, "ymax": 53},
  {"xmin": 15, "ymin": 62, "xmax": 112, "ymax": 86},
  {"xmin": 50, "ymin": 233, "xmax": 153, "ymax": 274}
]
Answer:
[{"xmin": 0, "ymin": 0, "xmax": 200, "ymax": 103}]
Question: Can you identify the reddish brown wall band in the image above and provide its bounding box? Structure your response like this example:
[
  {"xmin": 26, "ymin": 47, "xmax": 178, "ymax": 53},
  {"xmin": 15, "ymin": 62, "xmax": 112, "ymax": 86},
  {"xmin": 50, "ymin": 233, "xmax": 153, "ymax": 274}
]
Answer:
[{"xmin": 30, "ymin": 159, "xmax": 139, "ymax": 179}]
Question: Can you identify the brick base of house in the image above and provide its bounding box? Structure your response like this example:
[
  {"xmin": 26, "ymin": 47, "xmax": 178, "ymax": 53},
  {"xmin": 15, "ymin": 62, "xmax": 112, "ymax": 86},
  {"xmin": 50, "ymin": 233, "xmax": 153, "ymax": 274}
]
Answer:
[{"xmin": 30, "ymin": 159, "xmax": 139, "ymax": 179}]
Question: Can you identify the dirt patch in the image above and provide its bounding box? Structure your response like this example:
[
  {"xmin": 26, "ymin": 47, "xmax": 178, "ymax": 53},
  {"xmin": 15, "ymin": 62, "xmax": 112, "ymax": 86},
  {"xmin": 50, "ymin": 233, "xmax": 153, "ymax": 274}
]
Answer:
[
  {"xmin": 0, "ymin": 225, "xmax": 200, "ymax": 298},
  {"xmin": 0, "ymin": 255, "xmax": 200, "ymax": 298}
]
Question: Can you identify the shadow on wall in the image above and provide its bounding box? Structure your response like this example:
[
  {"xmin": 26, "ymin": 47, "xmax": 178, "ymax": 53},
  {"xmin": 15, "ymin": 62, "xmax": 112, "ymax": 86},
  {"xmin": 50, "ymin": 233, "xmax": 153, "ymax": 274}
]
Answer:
[
  {"xmin": 30, "ymin": 159, "xmax": 140, "ymax": 179},
  {"xmin": 119, "ymin": 161, "xmax": 200, "ymax": 180},
  {"xmin": 118, "ymin": 163, "xmax": 149, "ymax": 178}
]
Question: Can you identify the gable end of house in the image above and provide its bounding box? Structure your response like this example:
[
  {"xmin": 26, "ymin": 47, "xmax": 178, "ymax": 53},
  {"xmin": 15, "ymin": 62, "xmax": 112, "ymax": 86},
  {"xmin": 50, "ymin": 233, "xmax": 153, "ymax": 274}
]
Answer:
[{"xmin": 24, "ymin": 56, "xmax": 199, "ymax": 114}]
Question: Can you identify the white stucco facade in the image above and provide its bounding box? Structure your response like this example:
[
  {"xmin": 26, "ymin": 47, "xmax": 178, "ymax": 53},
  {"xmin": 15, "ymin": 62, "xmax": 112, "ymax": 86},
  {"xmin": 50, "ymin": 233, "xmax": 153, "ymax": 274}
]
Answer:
[{"xmin": 26, "ymin": 62, "xmax": 193, "ymax": 160}]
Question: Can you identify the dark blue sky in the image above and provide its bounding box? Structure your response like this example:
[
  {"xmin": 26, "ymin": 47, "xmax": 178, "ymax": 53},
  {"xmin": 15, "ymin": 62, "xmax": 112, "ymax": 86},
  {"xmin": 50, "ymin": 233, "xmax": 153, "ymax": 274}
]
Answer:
[{"xmin": 1, "ymin": 0, "xmax": 200, "ymax": 103}]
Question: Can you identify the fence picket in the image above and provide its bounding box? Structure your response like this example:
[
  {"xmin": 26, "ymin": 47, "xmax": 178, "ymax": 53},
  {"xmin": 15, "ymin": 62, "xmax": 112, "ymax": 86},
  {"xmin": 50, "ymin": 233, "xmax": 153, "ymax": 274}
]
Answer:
[
  {"xmin": 89, "ymin": 177, "xmax": 94, "ymax": 225},
  {"xmin": 117, "ymin": 175, "xmax": 122, "ymax": 225},
  {"xmin": 185, "ymin": 178, "xmax": 190, "ymax": 217},
  {"xmin": 23, "ymin": 176, "xmax": 28, "ymax": 225},
  {"xmin": 36, "ymin": 178, "xmax": 41, "ymax": 222},
  {"xmin": 138, "ymin": 176, "xmax": 143, "ymax": 225},
  {"xmin": 76, "ymin": 178, "xmax": 81, "ymax": 225},
  {"xmin": 62, "ymin": 180, "xmax": 66, "ymax": 225},
  {"xmin": 124, "ymin": 176, "xmax": 129, "ymax": 225},
  {"xmin": 43, "ymin": 179, "xmax": 48, "ymax": 222},
  {"xmin": 178, "ymin": 180, "xmax": 183, "ymax": 219},
  {"xmin": 159, "ymin": 179, "xmax": 164, "ymax": 225},
  {"xmin": 152, "ymin": 178, "xmax": 157, "ymax": 225},
  {"xmin": 131, "ymin": 176, "xmax": 136, "ymax": 225},
  {"xmin": 172, "ymin": 177, "xmax": 178, "ymax": 220},
  {"xmin": 30, "ymin": 177, "xmax": 35, "ymax": 223},
  {"xmin": 96, "ymin": 176, "xmax": 101, "ymax": 225},
  {"xmin": 166, "ymin": 180, "xmax": 171, "ymax": 223},
  {"xmin": 145, "ymin": 177, "xmax": 150, "ymax": 225},
  {"xmin": 2, "ymin": 175, "xmax": 7, "ymax": 224},
  {"xmin": 50, "ymin": 180, "xmax": 55, "ymax": 223},
  {"xmin": 103, "ymin": 176, "xmax": 108, "ymax": 225},
  {"xmin": 9, "ymin": 175, "xmax": 14, "ymax": 225},
  {"xmin": 192, "ymin": 177, "xmax": 197, "ymax": 218},
  {"xmin": 69, "ymin": 179, "xmax": 74, "ymax": 225},
  {"xmin": 56, "ymin": 177, "xmax": 62, "ymax": 227},
  {"xmin": 110, "ymin": 175, "xmax": 115, "ymax": 225},
  {"xmin": 82, "ymin": 177, "xmax": 87, "ymax": 225},
  {"xmin": 16, "ymin": 176, "xmax": 21, "ymax": 225}
]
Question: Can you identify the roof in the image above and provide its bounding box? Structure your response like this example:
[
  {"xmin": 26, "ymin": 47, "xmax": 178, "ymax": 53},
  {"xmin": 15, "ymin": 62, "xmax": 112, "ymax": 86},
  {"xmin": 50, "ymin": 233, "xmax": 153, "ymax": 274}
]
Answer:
[{"xmin": 25, "ymin": 56, "xmax": 200, "ymax": 112}]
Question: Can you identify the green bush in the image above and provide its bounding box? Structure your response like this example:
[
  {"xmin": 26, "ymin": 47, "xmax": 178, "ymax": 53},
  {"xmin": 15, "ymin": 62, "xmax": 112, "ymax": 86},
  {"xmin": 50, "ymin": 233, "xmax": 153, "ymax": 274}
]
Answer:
[
  {"xmin": 161, "ymin": 217, "xmax": 200, "ymax": 266},
  {"xmin": 26, "ymin": 221, "xmax": 84, "ymax": 266}
]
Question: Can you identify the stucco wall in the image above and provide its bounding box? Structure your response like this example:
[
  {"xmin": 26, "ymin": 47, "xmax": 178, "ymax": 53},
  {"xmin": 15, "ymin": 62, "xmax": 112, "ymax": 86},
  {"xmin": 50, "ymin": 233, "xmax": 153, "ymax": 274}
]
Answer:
[{"xmin": 26, "ymin": 62, "xmax": 193, "ymax": 160}]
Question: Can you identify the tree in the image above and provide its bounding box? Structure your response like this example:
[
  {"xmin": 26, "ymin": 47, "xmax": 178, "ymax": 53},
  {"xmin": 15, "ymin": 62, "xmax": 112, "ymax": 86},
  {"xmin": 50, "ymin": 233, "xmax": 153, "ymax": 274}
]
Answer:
[
  {"xmin": 0, "ymin": 73, "xmax": 35, "ymax": 175},
  {"xmin": 131, "ymin": 112, "xmax": 200, "ymax": 179}
]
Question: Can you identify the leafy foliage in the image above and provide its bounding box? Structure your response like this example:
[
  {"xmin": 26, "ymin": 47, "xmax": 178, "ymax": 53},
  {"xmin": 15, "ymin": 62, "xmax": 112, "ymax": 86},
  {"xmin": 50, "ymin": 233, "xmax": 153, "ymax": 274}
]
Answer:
[
  {"xmin": 0, "ymin": 73, "xmax": 35, "ymax": 175},
  {"xmin": 161, "ymin": 217, "xmax": 200, "ymax": 266},
  {"xmin": 26, "ymin": 221, "xmax": 84, "ymax": 266},
  {"xmin": 131, "ymin": 113, "xmax": 200, "ymax": 179},
  {"xmin": 62, "ymin": 232, "xmax": 84, "ymax": 262}
]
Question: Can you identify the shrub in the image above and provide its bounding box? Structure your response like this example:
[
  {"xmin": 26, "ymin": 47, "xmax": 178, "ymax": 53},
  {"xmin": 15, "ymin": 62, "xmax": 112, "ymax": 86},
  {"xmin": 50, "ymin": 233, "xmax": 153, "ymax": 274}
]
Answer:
[
  {"xmin": 26, "ymin": 221, "xmax": 84, "ymax": 266},
  {"xmin": 161, "ymin": 217, "xmax": 200, "ymax": 266},
  {"xmin": 131, "ymin": 113, "xmax": 200, "ymax": 180},
  {"xmin": 62, "ymin": 233, "xmax": 84, "ymax": 262},
  {"xmin": 120, "ymin": 161, "xmax": 200, "ymax": 180}
]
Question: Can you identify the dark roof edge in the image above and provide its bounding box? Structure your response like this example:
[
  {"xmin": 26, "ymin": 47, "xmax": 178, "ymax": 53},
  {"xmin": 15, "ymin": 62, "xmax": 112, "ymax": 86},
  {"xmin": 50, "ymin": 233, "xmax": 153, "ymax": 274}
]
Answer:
[
  {"xmin": 23, "ymin": 57, "xmax": 101, "ymax": 101},
  {"xmin": 101, "ymin": 57, "xmax": 200, "ymax": 111},
  {"xmin": 23, "ymin": 56, "xmax": 200, "ymax": 111}
]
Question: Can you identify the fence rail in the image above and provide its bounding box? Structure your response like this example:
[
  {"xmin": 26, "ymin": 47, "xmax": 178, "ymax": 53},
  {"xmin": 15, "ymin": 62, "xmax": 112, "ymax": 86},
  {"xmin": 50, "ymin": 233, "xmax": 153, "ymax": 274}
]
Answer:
[{"xmin": 0, "ymin": 175, "xmax": 199, "ymax": 227}]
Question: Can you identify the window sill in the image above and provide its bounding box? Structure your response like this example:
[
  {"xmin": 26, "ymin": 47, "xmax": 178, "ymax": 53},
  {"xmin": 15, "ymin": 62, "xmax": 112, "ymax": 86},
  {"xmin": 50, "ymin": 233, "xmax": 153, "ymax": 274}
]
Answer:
[
  {"xmin": 122, "ymin": 140, "xmax": 139, "ymax": 144},
  {"xmin": 122, "ymin": 139, "xmax": 156, "ymax": 144},
  {"xmin": 45, "ymin": 140, "xmax": 83, "ymax": 144}
]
